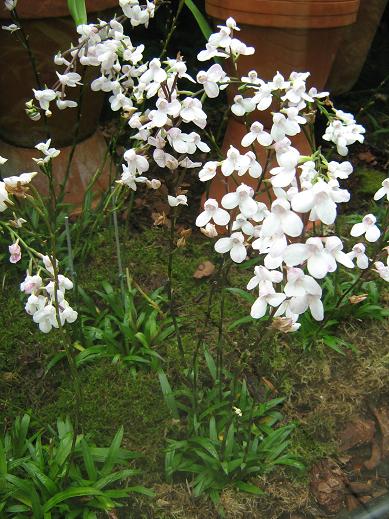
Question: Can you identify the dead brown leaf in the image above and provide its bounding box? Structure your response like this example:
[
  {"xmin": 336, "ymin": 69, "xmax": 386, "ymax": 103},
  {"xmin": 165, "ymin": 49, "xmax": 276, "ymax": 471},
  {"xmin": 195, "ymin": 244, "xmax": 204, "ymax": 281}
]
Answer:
[
  {"xmin": 358, "ymin": 150, "xmax": 377, "ymax": 164},
  {"xmin": 310, "ymin": 459, "xmax": 347, "ymax": 513},
  {"xmin": 193, "ymin": 260, "xmax": 215, "ymax": 279},
  {"xmin": 364, "ymin": 438, "xmax": 382, "ymax": 470},
  {"xmin": 339, "ymin": 417, "xmax": 376, "ymax": 451},
  {"xmin": 372, "ymin": 406, "xmax": 389, "ymax": 458}
]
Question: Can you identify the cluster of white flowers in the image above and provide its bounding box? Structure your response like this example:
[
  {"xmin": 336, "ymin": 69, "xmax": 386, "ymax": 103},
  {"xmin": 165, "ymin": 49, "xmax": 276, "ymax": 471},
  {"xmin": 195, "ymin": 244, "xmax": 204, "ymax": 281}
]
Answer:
[
  {"xmin": 14, "ymin": 6, "xmax": 387, "ymax": 334},
  {"xmin": 0, "ymin": 151, "xmax": 78, "ymax": 334},
  {"xmin": 20, "ymin": 256, "xmax": 78, "ymax": 333},
  {"xmin": 191, "ymin": 20, "xmax": 388, "ymax": 330}
]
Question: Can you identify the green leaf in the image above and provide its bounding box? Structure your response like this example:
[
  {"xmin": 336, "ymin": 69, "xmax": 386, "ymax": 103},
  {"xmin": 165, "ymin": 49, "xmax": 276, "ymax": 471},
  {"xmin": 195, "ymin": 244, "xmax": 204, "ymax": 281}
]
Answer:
[
  {"xmin": 80, "ymin": 439, "xmax": 97, "ymax": 481},
  {"xmin": 43, "ymin": 487, "xmax": 104, "ymax": 512},
  {"xmin": 204, "ymin": 347, "xmax": 217, "ymax": 381},
  {"xmin": 67, "ymin": 0, "xmax": 87, "ymax": 26},
  {"xmin": 101, "ymin": 426, "xmax": 124, "ymax": 476},
  {"xmin": 184, "ymin": 0, "xmax": 212, "ymax": 40},
  {"xmin": 235, "ymin": 481, "xmax": 264, "ymax": 495},
  {"xmin": 158, "ymin": 371, "xmax": 179, "ymax": 419},
  {"xmin": 225, "ymin": 287, "xmax": 255, "ymax": 304},
  {"xmin": 224, "ymin": 423, "xmax": 235, "ymax": 461}
]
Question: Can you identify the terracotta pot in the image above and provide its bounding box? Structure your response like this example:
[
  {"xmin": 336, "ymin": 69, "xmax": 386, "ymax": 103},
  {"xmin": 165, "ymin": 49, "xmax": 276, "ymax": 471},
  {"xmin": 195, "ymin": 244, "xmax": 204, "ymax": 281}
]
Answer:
[
  {"xmin": 203, "ymin": 0, "xmax": 361, "ymax": 204},
  {"xmin": 0, "ymin": 0, "xmax": 119, "ymax": 205},
  {"xmin": 326, "ymin": 0, "xmax": 389, "ymax": 94},
  {"xmin": 6, "ymin": 0, "xmax": 118, "ymax": 19}
]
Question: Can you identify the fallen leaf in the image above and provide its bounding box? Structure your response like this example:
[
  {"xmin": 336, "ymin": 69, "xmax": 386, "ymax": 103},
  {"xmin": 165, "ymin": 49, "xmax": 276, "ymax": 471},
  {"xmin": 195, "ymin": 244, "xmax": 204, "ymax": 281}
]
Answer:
[
  {"xmin": 310, "ymin": 459, "xmax": 347, "ymax": 513},
  {"xmin": 364, "ymin": 438, "xmax": 381, "ymax": 470},
  {"xmin": 347, "ymin": 481, "xmax": 373, "ymax": 494},
  {"xmin": 339, "ymin": 418, "xmax": 375, "ymax": 451},
  {"xmin": 372, "ymin": 407, "xmax": 389, "ymax": 458},
  {"xmin": 358, "ymin": 150, "xmax": 377, "ymax": 164},
  {"xmin": 346, "ymin": 494, "xmax": 361, "ymax": 512},
  {"xmin": 193, "ymin": 261, "xmax": 215, "ymax": 279}
]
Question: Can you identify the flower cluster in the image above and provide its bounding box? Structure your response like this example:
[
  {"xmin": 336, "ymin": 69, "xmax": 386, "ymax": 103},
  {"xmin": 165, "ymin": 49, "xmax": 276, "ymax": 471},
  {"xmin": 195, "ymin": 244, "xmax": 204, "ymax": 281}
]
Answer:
[
  {"xmin": 21, "ymin": 256, "xmax": 77, "ymax": 333},
  {"xmin": 16, "ymin": 7, "xmax": 388, "ymax": 334},
  {"xmin": 191, "ymin": 20, "xmax": 388, "ymax": 328}
]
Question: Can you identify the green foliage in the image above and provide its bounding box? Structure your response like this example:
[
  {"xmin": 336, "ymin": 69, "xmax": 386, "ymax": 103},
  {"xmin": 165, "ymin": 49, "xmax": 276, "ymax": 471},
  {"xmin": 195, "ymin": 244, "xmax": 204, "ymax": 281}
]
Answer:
[
  {"xmin": 298, "ymin": 273, "xmax": 389, "ymax": 352},
  {"xmin": 184, "ymin": 0, "xmax": 212, "ymax": 41},
  {"xmin": 0, "ymin": 415, "xmax": 153, "ymax": 518},
  {"xmin": 160, "ymin": 352, "xmax": 302, "ymax": 509},
  {"xmin": 356, "ymin": 168, "xmax": 387, "ymax": 196},
  {"xmin": 75, "ymin": 280, "xmax": 175, "ymax": 372},
  {"xmin": 67, "ymin": 0, "xmax": 87, "ymax": 26}
]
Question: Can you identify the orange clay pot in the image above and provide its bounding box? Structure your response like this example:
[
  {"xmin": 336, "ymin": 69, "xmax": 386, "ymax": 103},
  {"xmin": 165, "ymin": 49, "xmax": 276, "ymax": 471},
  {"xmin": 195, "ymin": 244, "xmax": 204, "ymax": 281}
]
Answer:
[
  {"xmin": 203, "ymin": 0, "xmax": 361, "ymax": 205},
  {"xmin": 0, "ymin": 0, "xmax": 119, "ymax": 206}
]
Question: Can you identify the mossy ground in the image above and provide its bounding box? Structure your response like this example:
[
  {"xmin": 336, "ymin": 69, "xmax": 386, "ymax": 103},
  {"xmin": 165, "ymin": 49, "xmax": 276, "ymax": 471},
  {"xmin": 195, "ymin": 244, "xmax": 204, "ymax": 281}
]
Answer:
[{"xmin": 1, "ymin": 221, "xmax": 388, "ymax": 518}]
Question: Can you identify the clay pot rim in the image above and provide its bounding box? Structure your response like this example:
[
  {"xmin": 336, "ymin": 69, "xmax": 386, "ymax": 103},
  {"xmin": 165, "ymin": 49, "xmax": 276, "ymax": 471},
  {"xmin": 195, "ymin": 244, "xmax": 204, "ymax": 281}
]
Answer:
[
  {"xmin": 205, "ymin": 0, "xmax": 361, "ymax": 29},
  {"xmin": 1, "ymin": 0, "xmax": 119, "ymax": 20}
]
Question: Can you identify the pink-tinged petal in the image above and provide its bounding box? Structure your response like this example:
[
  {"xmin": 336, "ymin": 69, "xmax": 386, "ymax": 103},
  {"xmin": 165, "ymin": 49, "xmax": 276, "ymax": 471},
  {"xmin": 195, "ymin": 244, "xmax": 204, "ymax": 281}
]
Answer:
[
  {"xmin": 195, "ymin": 210, "xmax": 211, "ymax": 227},
  {"xmin": 230, "ymin": 243, "xmax": 247, "ymax": 263},
  {"xmin": 335, "ymin": 251, "xmax": 354, "ymax": 269},
  {"xmin": 241, "ymin": 133, "xmax": 256, "ymax": 147},
  {"xmin": 309, "ymin": 297, "xmax": 324, "ymax": 321},
  {"xmin": 240, "ymin": 197, "xmax": 258, "ymax": 218},
  {"xmin": 214, "ymin": 237, "xmax": 232, "ymax": 254},
  {"xmin": 281, "ymin": 212, "xmax": 303, "ymax": 237},
  {"xmin": 271, "ymin": 270, "xmax": 284, "ymax": 283},
  {"xmin": 350, "ymin": 222, "xmax": 365, "ymax": 237},
  {"xmin": 204, "ymin": 82, "xmax": 219, "ymax": 98},
  {"xmin": 221, "ymin": 192, "xmax": 239, "ymax": 210},
  {"xmin": 291, "ymin": 191, "xmax": 314, "ymax": 213},
  {"xmin": 307, "ymin": 254, "xmax": 329, "ymax": 279},
  {"xmin": 283, "ymin": 244, "xmax": 309, "ymax": 266},
  {"xmin": 365, "ymin": 225, "xmax": 380, "ymax": 243},
  {"xmin": 250, "ymin": 297, "xmax": 267, "ymax": 319},
  {"xmin": 213, "ymin": 208, "xmax": 230, "ymax": 226},
  {"xmin": 316, "ymin": 199, "xmax": 337, "ymax": 225},
  {"xmin": 290, "ymin": 296, "xmax": 309, "ymax": 315},
  {"xmin": 267, "ymin": 292, "xmax": 286, "ymax": 307}
]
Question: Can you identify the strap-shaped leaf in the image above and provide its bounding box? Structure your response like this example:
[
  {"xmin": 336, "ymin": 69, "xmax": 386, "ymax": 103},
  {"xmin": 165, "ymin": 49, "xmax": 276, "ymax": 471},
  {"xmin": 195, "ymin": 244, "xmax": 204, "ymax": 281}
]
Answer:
[{"xmin": 67, "ymin": 0, "xmax": 87, "ymax": 26}]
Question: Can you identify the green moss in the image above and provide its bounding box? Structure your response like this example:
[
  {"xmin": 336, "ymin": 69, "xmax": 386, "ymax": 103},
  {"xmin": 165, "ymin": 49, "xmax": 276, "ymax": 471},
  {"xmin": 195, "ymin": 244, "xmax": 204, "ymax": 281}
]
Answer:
[{"xmin": 355, "ymin": 166, "xmax": 387, "ymax": 195}]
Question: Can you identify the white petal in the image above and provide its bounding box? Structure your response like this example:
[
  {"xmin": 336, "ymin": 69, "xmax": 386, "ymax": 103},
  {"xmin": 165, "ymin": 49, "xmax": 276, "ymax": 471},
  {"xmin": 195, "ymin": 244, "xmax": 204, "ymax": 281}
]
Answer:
[
  {"xmin": 215, "ymin": 237, "xmax": 232, "ymax": 254},
  {"xmin": 240, "ymin": 196, "xmax": 258, "ymax": 218},
  {"xmin": 230, "ymin": 243, "xmax": 247, "ymax": 263},
  {"xmin": 365, "ymin": 225, "xmax": 380, "ymax": 243},
  {"xmin": 267, "ymin": 293, "xmax": 286, "ymax": 307},
  {"xmin": 221, "ymin": 192, "xmax": 239, "ymax": 210},
  {"xmin": 281, "ymin": 212, "xmax": 303, "ymax": 237},
  {"xmin": 307, "ymin": 255, "xmax": 329, "ymax": 279},
  {"xmin": 213, "ymin": 208, "xmax": 230, "ymax": 226},
  {"xmin": 291, "ymin": 191, "xmax": 314, "ymax": 213},
  {"xmin": 250, "ymin": 297, "xmax": 267, "ymax": 319},
  {"xmin": 283, "ymin": 244, "xmax": 309, "ymax": 266},
  {"xmin": 241, "ymin": 133, "xmax": 256, "ymax": 147},
  {"xmin": 195, "ymin": 210, "xmax": 211, "ymax": 227},
  {"xmin": 309, "ymin": 297, "xmax": 324, "ymax": 321},
  {"xmin": 350, "ymin": 222, "xmax": 365, "ymax": 237},
  {"xmin": 316, "ymin": 198, "xmax": 337, "ymax": 225}
]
